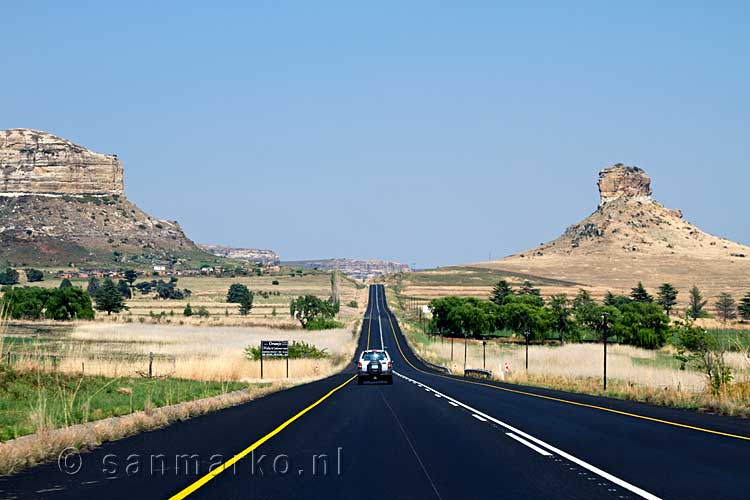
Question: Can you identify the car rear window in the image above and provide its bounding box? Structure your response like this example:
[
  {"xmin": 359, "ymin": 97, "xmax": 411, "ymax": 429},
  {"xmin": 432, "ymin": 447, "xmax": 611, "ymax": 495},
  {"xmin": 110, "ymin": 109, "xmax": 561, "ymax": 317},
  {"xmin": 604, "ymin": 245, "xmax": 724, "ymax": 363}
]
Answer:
[{"xmin": 362, "ymin": 351, "xmax": 387, "ymax": 361}]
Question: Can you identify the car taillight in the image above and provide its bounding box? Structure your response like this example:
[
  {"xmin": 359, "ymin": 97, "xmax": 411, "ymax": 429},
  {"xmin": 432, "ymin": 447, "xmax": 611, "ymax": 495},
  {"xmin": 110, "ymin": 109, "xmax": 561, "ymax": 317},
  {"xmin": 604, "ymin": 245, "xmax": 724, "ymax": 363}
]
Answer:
[
  {"xmin": 357, "ymin": 362, "xmax": 362, "ymax": 369},
  {"xmin": 387, "ymin": 362, "xmax": 392, "ymax": 369}
]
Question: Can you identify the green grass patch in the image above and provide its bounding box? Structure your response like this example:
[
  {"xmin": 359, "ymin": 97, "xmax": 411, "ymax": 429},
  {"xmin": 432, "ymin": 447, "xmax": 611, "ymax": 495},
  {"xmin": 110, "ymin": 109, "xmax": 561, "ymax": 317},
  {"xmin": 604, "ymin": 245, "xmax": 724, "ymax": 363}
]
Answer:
[{"xmin": 0, "ymin": 366, "xmax": 254, "ymax": 442}]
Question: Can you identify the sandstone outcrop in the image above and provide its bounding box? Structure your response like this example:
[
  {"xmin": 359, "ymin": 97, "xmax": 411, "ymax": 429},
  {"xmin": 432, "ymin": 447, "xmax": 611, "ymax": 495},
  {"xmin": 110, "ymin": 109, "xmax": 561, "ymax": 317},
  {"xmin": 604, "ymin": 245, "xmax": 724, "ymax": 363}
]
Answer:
[
  {"xmin": 1, "ymin": 129, "xmax": 124, "ymax": 196},
  {"xmin": 0, "ymin": 129, "xmax": 209, "ymax": 266},
  {"xmin": 597, "ymin": 165, "xmax": 651, "ymax": 206}
]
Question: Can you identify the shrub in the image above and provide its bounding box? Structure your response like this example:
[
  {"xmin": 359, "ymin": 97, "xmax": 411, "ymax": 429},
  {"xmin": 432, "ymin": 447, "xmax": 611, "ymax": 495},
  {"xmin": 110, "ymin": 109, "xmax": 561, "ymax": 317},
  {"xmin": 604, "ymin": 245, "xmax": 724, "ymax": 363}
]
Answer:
[
  {"xmin": 244, "ymin": 340, "xmax": 329, "ymax": 361},
  {"xmin": 24, "ymin": 268, "xmax": 44, "ymax": 282},
  {"xmin": 347, "ymin": 300, "xmax": 358, "ymax": 308},
  {"xmin": 0, "ymin": 268, "xmax": 19, "ymax": 285},
  {"xmin": 272, "ymin": 280, "xmax": 280, "ymax": 285},
  {"xmin": 304, "ymin": 317, "xmax": 343, "ymax": 330}
]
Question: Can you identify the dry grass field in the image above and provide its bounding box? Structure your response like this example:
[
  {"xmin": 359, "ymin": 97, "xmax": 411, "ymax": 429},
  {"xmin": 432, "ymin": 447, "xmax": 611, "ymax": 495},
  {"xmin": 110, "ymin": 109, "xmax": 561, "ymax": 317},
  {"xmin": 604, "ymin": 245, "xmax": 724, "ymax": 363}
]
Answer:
[
  {"xmin": 25, "ymin": 271, "xmax": 368, "ymax": 328},
  {"xmin": 3, "ymin": 323, "xmax": 359, "ymax": 382}
]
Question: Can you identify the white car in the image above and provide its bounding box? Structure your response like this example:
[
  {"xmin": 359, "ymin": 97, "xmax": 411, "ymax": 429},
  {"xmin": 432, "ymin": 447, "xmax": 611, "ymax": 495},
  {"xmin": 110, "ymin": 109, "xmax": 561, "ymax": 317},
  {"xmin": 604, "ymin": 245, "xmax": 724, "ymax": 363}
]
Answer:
[{"xmin": 357, "ymin": 349, "xmax": 393, "ymax": 384}]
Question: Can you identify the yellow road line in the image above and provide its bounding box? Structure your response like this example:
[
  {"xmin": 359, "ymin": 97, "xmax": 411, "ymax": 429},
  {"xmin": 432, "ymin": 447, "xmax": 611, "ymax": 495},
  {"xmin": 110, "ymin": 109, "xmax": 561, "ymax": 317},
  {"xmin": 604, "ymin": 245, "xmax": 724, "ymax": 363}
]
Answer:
[
  {"xmin": 381, "ymin": 293, "xmax": 750, "ymax": 442},
  {"xmin": 170, "ymin": 298, "xmax": 374, "ymax": 498}
]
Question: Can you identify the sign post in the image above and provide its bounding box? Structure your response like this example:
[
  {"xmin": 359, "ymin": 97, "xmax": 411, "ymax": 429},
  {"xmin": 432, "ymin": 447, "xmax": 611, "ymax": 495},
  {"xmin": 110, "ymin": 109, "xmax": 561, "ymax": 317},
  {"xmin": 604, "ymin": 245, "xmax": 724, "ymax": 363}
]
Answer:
[{"xmin": 260, "ymin": 340, "xmax": 289, "ymax": 380}]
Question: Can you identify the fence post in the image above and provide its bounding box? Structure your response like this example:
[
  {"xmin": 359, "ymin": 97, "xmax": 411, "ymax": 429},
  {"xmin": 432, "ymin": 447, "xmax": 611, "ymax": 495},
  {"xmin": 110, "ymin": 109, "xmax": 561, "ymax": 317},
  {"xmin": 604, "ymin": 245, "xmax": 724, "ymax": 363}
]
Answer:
[
  {"xmin": 260, "ymin": 350, "xmax": 264, "ymax": 380},
  {"xmin": 148, "ymin": 352, "xmax": 153, "ymax": 378},
  {"xmin": 5, "ymin": 351, "xmax": 10, "ymax": 366}
]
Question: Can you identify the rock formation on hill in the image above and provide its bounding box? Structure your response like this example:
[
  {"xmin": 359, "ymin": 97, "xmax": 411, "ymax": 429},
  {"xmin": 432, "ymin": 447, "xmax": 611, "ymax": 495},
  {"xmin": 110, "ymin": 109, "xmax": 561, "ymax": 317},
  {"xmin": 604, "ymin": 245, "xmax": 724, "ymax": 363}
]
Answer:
[
  {"xmin": 199, "ymin": 244, "xmax": 280, "ymax": 265},
  {"xmin": 1, "ymin": 129, "xmax": 124, "ymax": 196},
  {"xmin": 0, "ymin": 129, "xmax": 211, "ymax": 267},
  {"xmin": 475, "ymin": 164, "xmax": 750, "ymax": 296}
]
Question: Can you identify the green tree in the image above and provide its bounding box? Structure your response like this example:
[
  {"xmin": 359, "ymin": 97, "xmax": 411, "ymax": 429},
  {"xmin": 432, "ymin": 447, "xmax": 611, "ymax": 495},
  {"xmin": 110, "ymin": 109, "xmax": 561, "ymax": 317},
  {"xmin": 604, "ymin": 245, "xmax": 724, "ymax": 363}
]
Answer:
[
  {"xmin": 239, "ymin": 295, "xmax": 253, "ymax": 315},
  {"xmin": 616, "ymin": 302, "xmax": 670, "ymax": 349},
  {"xmin": 547, "ymin": 294, "xmax": 573, "ymax": 343},
  {"xmin": 117, "ymin": 279, "xmax": 132, "ymax": 299},
  {"xmin": 44, "ymin": 287, "xmax": 95, "ymax": 320},
  {"xmin": 87, "ymin": 276, "xmax": 100, "ymax": 296},
  {"xmin": 630, "ymin": 282, "xmax": 653, "ymax": 303},
  {"xmin": 124, "ymin": 269, "xmax": 139, "ymax": 285},
  {"xmin": 227, "ymin": 283, "xmax": 253, "ymax": 304},
  {"xmin": 738, "ymin": 293, "xmax": 750, "ymax": 322},
  {"xmin": 183, "ymin": 303, "xmax": 193, "ymax": 316},
  {"xmin": 519, "ymin": 280, "xmax": 541, "ymax": 297},
  {"xmin": 489, "ymin": 280, "xmax": 514, "ymax": 305},
  {"xmin": 25, "ymin": 268, "xmax": 44, "ymax": 282},
  {"xmin": 500, "ymin": 302, "xmax": 547, "ymax": 341},
  {"xmin": 656, "ymin": 283, "xmax": 679, "ymax": 316},
  {"xmin": 572, "ymin": 289, "xmax": 597, "ymax": 326},
  {"xmin": 688, "ymin": 285, "xmax": 707, "ymax": 319},
  {"xmin": 94, "ymin": 278, "xmax": 127, "ymax": 315},
  {"xmin": 583, "ymin": 304, "xmax": 621, "ymax": 343},
  {"xmin": 290, "ymin": 295, "xmax": 337, "ymax": 328},
  {"xmin": 714, "ymin": 293, "xmax": 737, "ymax": 324},
  {"xmin": 59, "ymin": 278, "xmax": 73, "ymax": 289},
  {"xmin": 0, "ymin": 267, "xmax": 19, "ymax": 285},
  {"xmin": 603, "ymin": 291, "xmax": 617, "ymax": 307}
]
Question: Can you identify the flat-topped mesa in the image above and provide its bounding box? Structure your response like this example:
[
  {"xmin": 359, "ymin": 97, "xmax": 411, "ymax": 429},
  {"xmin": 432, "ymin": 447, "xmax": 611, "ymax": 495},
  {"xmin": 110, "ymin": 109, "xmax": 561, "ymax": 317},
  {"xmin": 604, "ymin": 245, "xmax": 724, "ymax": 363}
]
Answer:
[
  {"xmin": 597, "ymin": 165, "xmax": 652, "ymax": 206},
  {"xmin": 0, "ymin": 129, "xmax": 124, "ymax": 196}
]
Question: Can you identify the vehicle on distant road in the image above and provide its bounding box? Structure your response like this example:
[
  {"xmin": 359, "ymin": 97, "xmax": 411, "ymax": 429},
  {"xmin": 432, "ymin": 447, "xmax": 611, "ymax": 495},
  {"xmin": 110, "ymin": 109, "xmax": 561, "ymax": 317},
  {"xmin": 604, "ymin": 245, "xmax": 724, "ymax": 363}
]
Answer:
[{"xmin": 357, "ymin": 349, "xmax": 393, "ymax": 384}]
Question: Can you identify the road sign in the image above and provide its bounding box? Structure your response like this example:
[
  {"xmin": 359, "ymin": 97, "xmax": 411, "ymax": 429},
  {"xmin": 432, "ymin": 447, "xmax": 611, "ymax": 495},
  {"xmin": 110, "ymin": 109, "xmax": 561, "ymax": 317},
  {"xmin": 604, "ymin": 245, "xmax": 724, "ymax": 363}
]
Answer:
[{"xmin": 261, "ymin": 340, "xmax": 289, "ymax": 357}]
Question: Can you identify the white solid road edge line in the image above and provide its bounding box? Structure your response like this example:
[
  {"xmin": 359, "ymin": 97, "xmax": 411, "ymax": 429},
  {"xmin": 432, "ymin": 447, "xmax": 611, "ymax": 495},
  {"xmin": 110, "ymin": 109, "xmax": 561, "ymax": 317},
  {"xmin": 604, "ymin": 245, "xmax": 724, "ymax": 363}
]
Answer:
[
  {"xmin": 506, "ymin": 433, "xmax": 552, "ymax": 456},
  {"xmin": 394, "ymin": 370, "xmax": 661, "ymax": 500}
]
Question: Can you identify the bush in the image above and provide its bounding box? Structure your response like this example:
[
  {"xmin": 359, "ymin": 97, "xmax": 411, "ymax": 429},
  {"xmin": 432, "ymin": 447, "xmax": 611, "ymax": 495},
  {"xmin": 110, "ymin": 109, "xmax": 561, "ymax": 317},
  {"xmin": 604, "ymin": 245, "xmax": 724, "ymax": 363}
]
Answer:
[
  {"xmin": 24, "ymin": 268, "xmax": 44, "ymax": 282},
  {"xmin": 0, "ymin": 268, "xmax": 19, "ymax": 285},
  {"xmin": 304, "ymin": 317, "xmax": 343, "ymax": 330},
  {"xmin": 347, "ymin": 300, "xmax": 358, "ymax": 308},
  {"xmin": 272, "ymin": 280, "xmax": 280, "ymax": 286}
]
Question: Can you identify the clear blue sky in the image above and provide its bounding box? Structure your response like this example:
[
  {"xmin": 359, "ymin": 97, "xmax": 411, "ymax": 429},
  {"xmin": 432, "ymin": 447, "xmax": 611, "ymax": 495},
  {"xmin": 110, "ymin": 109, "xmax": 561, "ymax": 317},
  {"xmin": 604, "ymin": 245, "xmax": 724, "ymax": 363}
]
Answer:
[{"xmin": 2, "ymin": 2, "xmax": 748, "ymax": 268}]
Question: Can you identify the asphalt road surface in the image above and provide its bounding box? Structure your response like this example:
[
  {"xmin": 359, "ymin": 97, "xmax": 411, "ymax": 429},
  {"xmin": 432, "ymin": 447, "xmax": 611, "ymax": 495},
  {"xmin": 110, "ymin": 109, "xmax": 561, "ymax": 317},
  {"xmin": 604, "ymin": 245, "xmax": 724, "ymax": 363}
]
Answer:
[{"xmin": 2, "ymin": 285, "xmax": 748, "ymax": 499}]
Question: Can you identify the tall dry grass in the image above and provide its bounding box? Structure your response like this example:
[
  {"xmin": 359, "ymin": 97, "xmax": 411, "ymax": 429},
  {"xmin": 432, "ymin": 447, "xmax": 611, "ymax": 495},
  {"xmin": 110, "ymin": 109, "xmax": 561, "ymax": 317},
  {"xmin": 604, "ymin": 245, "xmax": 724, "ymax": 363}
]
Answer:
[
  {"xmin": 12, "ymin": 323, "xmax": 358, "ymax": 382},
  {"xmin": 417, "ymin": 340, "xmax": 710, "ymax": 391}
]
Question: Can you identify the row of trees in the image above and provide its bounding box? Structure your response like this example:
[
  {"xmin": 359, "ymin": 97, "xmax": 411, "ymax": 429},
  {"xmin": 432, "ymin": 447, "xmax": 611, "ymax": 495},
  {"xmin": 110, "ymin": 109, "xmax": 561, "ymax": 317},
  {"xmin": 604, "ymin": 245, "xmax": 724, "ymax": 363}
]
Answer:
[
  {"xmin": 0, "ymin": 286, "xmax": 95, "ymax": 320},
  {"xmin": 430, "ymin": 280, "xmax": 676, "ymax": 349}
]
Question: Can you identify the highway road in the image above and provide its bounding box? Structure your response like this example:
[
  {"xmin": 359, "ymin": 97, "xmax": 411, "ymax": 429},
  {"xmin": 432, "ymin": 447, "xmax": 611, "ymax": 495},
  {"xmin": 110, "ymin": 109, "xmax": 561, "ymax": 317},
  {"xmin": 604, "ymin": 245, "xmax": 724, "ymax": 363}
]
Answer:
[{"xmin": 1, "ymin": 285, "xmax": 748, "ymax": 499}]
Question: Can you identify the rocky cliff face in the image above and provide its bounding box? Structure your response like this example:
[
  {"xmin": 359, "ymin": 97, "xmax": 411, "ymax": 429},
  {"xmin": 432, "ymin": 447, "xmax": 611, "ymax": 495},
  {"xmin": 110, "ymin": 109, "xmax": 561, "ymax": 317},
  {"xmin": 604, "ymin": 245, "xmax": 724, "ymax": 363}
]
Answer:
[
  {"xmin": 0, "ymin": 129, "xmax": 211, "ymax": 267},
  {"xmin": 597, "ymin": 165, "xmax": 652, "ymax": 206},
  {"xmin": 0, "ymin": 129, "xmax": 124, "ymax": 196},
  {"xmin": 199, "ymin": 244, "xmax": 280, "ymax": 265}
]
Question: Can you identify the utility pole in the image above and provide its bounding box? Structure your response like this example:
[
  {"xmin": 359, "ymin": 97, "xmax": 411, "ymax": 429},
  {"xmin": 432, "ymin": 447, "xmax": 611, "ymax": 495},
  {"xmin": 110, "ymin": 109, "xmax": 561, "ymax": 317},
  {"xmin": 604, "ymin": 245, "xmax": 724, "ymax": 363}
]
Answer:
[
  {"xmin": 464, "ymin": 333, "xmax": 468, "ymax": 372},
  {"xmin": 482, "ymin": 339, "xmax": 487, "ymax": 369},
  {"xmin": 524, "ymin": 329, "xmax": 530, "ymax": 371}
]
